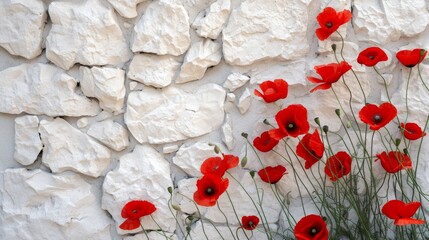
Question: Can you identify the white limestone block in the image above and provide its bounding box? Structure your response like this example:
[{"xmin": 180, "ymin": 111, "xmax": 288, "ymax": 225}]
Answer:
[
  {"xmin": 102, "ymin": 145, "xmax": 176, "ymax": 234},
  {"xmin": 163, "ymin": 144, "xmax": 179, "ymax": 154},
  {"xmin": 87, "ymin": 119, "xmax": 129, "ymax": 152},
  {"xmin": 107, "ymin": 0, "xmax": 148, "ymax": 18},
  {"xmin": 80, "ymin": 66, "xmax": 126, "ymax": 113},
  {"xmin": 46, "ymin": 0, "xmax": 130, "ymax": 70},
  {"xmin": 0, "ymin": 63, "xmax": 100, "ymax": 117},
  {"xmin": 176, "ymin": 39, "xmax": 222, "ymax": 83},
  {"xmin": 223, "ymin": 0, "xmax": 309, "ymax": 65},
  {"xmin": 76, "ymin": 118, "xmax": 89, "ymax": 129},
  {"xmin": 131, "ymin": 0, "xmax": 191, "ymax": 56},
  {"xmin": 0, "ymin": 169, "xmax": 111, "ymax": 239},
  {"xmin": 237, "ymin": 88, "xmax": 252, "ymax": 114},
  {"xmin": 0, "ymin": 0, "xmax": 46, "ymax": 59},
  {"xmin": 191, "ymin": 0, "xmax": 231, "ymax": 39},
  {"xmin": 14, "ymin": 116, "xmax": 42, "ymax": 166},
  {"xmin": 39, "ymin": 118, "xmax": 112, "ymax": 178},
  {"xmin": 223, "ymin": 73, "xmax": 250, "ymax": 92},
  {"xmin": 125, "ymin": 84, "xmax": 226, "ymax": 144},
  {"xmin": 226, "ymin": 93, "xmax": 236, "ymax": 102},
  {"xmin": 221, "ymin": 114, "xmax": 234, "ymax": 150},
  {"xmin": 128, "ymin": 54, "xmax": 181, "ymax": 88},
  {"xmin": 172, "ymin": 142, "xmax": 222, "ymax": 177}
]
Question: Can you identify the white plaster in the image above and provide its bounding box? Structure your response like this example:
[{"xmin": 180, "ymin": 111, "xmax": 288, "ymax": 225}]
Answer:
[
  {"xmin": 237, "ymin": 88, "xmax": 252, "ymax": 114},
  {"xmin": 191, "ymin": 0, "xmax": 231, "ymax": 39},
  {"xmin": 87, "ymin": 119, "xmax": 129, "ymax": 152},
  {"xmin": 221, "ymin": 114, "xmax": 234, "ymax": 150},
  {"xmin": 14, "ymin": 116, "xmax": 42, "ymax": 166}
]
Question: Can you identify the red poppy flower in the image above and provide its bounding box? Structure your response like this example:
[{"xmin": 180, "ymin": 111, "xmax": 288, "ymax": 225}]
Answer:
[
  {"xmin": 193, "ymin": 174, "xmax": 229, "ymax": 207},
  {"xmin": 401, "ymin": 122, "xmax": 426, "ymax": 140},
  {"xmin": 268, "ymin": 104, "xmax": 310, "ymax": 140},
  {"xmin": 119, "ymin": 200, "xmax": 156, "ymax": 230},
  {"xmin": 254, "ymin": 79, "xmax": 288, "ymax": 103},
  {"xmin": 253, "ymin": 131, "xmax": 279, "ymax": 152},
  {"xmin": 241, "ymin": 215, "xmax": 260, "ymax": 230},
  {"xmin": 315, "ymin": 7, "xmax": 352, "ymax": 41},
  {"xmin": 258, "ymin": 165, "xmax": 287, "ymax": 184},
  {"xmin": 357, "ymin": 47, "xmax": 388, "ymax": 67},
  {"xmin": 396, "ymin": 49, "xmax": 427, "ymax": 68},
  {"xmin": 200, "ymin": 157, "xmax": 228, "ymax": 177},
  {"xmin": 294, "ymin": 214, "xmax": 329, "ymax": 240},
  {"xmin": 359, "ymin": 102, "xmax": 397, "ymax": 131},
  {"xmin": 324, "ymin": 151, "xmax": 352, "ymax": 181},
  {"xmin": 222, "ymin": 154, "xmax": 239, "ymax": 169},
  {"xmin": 296, "ymin": 129, "xmax": 325, "ymax": 169},
  {"xmin": 376, "ymin": 151, "xmax": 412, "ymax": 174},
  {"xmin": 308, "ymin": 61, "xmax": 352, "ymax": 92},
  {"xmin": 382, "ymin": 200, "xmax": 425, "ymax": 226}
]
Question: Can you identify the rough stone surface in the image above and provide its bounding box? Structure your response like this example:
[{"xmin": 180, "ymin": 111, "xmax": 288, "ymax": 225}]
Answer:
[
  {"xmin": 102, "ymin": 145, "xmax": 176, "ymax": 234},
  {"xmin": 176, "ymin": 39, "xmax": 222, "ymax": 83},
  {"xmin": 107, "ymin": 0, "xmax": 148, "ymax": 18},
  {"xmin": 221, "ymin": 114, "xmax": 234, "ymax": 150},
  {"xmin": 80, "ymin": 66, "xmax": 126, "ymax": 113},
  {"xmin": 191, "ymin": 0, "xmax": 231, "ymax": 39},
  {"xmin": 172, "ymin": 142, "xmax": 221, "ymax": 177},
  {"xmin": 163, "ymin": 144, "xmax": 179, "ymax": 154},
  {"xmin": 0, "ymin": 63, "xmax": 100, "ymax": 117},
  {"xmin": 39, "ymin": 118, "xmax": 112, "ymax": 178},
  {"xmin": 131, "ymin": 0, "xmax": 191, "ymax": 56},
  {"xmin": 14, "ymin": 116, "xmax": 42, "ymax": 166},
  {"xmin": 87, "ymin": 119, "xmax": 129, "ymax": 152},
  {"xmin": 46, "ymin": 0, "xmax": 130, "ymax": 70},
  {"xmin": 0, "ymin": 169, "xmax": 111, "ymax": 239},
  {"xmin": 223, "ymin": 0, "xmax": 309, "ymax": 65},
  {"xmin": 223, "ymin": 73, "xmax": 250, "ymax": 92},
  {"xmin": 237, "ymin": 88, "xmax": 252, "ymax": 114},
  {"xmin": 0, "ymin": 0, "xmax": 46, "ymax": 59},
  {"xmin": 128, "ymin": 54, "xmax": 181, "ymax": 88},
  {"xmin": 125, "ymin": 84, "xmax": 226, "ymax": 144},
  {"xmin": 190, "ymin": 221, "xmax": 277, "ymax": 240}
]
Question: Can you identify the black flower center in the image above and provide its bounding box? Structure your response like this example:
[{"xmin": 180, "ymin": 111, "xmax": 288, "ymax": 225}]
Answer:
[
  {"xmin": 205, "ymin": 187, "xmax": 215, "ymax": 196},
  {"xmin": 287, "ymin": 123, "xmax": 296, "ymax": 131},
  {"xmin": 372, "ymin": 114, "xmax": 382, "ymax": 124},
  {"xmin": 248, "ymin": 221, "xmax": 254, "ymax": 227},
  {"xmin": 132, "ymin": 209, "xmax": 138, "ymax": 213},
  {"xmin": 369, "ymin": 55, "xmax": 375, "ymax": 60},
  {"xmin": 325, "ymin": 22, "xmax": 333, "ymax": 28},
  {"xmin": 309, "ymin": 227, "xmax": 319, "ymax": 236}
]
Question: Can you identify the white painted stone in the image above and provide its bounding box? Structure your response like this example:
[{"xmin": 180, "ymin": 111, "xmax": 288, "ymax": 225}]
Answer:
[
  {"xmin": 124, "ymin": 232, "xmax": 178, "ymax": 240},
  {"xmin": 191, "ymin": 0, "xmax": 231, "ymax": 39},
  {"xmin": 39, "ymin": 118, "xmax": 112, "ymax": 178},
  {"xmin": 226, "ymin": 93, "xmax": 236, "ymax": 102},
  {"xmin": 176, "ymin": 39, "xmax": 222, "ymax": 83},
  {"xmin": 163, "ymin": 144, "xmax": 179, "ymax": 154},
  {"xmin": 172, "ymin": 142, "xmax": 221, "ymax": 177},
  {"xmin": 223, "ymin": 73, "xmax": 250, "ymax": 92},
  {"xmin": 87, "ymin": 119, "xmax": 129, "ymax": 152},
  {"xmin": 0, "ymin": 0, "xmax": 46, "ymax": 59},
  {"xmin": 107, "ymin": 0, "xmax": 148, "ymax": 18},
  {"xmin": 102, "ymin": 145, "xmax": 176, "ymax": 234},
  {"xmin": 237, "ymin": 88, "xmax": 252, "ymax": 114},
  {"xmin": 131, "ymin": 0, "xmax": 191, "ymax": 56},
  {"xmin": 223, "ymin": 0, "xmax": 309, "ymax": 65},
  {"xmin": 125, "ymin": 84, "xmax": 226, "ymax": 144},
  {"xmin": 176, "ymin": 171, "xmax": 282, "ymax": 225},
  {"xmin": 222, "ymin": 114, "xmax": 234, "ymax": 150},
  {"xmin": 14, "ymin": 116, "xmax": 42, "ymax": 166},
  {"xmin": 0, "ymin": 63, "xmax": 100, "ymax": 117},
  {"xmin": 128, "ymin": 54, "xmax": 181, "ymax": 88},
  {"xmin": 129, "ymin": 81, "xmax": 139, "ymax": 91},
  {"xmin": 46, "ymin": 0, "xmax": 130, "ymax": 70},
  {"xmin": 76, "ymin": 118, "xmax": 89, "ymax": 129},
  {"xmin": 80, "ymin": 66, "xmax": 126, "ymax": 113},
  {"xmin": 0, "ymin": 169, "xmax": 111, "ymax": 239}
]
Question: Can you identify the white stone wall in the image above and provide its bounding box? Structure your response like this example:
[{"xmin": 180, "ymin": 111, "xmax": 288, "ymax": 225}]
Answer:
[{"xmin": 0, "ymin": 0, "xmax": 429, "ymax": 239}]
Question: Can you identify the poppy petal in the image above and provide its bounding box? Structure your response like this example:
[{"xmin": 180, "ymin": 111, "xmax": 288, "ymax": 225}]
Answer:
[{"xmin": 119, "ymin": 218, "xmax": 141, "ymax": 230}]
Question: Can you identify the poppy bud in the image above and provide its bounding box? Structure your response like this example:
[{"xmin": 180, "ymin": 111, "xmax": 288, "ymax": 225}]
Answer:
[
  {"xmin": 323, "ymin": 125, "xmax": 329, "ymax": 133},
  {"xmin": 186, "ymin": 226, "xmax": 191, "ymax": 233},
  {"xmin": 395, "ymin": 138, "xmax": 401, "ymax": 146},
  {"xmin": 167, "ymin": 186, "xmax": 173, "ymax": 194},
  {"xmin": 346, "ymin": 121, "xmax": 351, "ymax": 128},
  {"xmin": 403, "ymin": 148, "xmax": 408, "ymax": 155},
  {"xmin": 172, "ymin": 204, "xmax": 181, "ymax": 211},
  {"xmin": 214, "ymin": 145, "xmax": 221, "ymax": 154},
  {"xmin": 314, "ymin": 117, "xmax": 321, "ymax": 126},
  {"xmin": 250, "ymin": 171, "xmax": 256, "ymax": 178},
  {"xmin": 241, "ymin": 156, "xmax": 248, "ymax": 167},
  {"xmin": 332, "ymin": 44, "xmax": 337, "ymax": 52},
  {"xmin": 335, "ymin": 109, "xmax": 341, "ymax": 117},
  {"xmin": 241, "ymin": 132, "xmax": 248, "ymax": 138}
]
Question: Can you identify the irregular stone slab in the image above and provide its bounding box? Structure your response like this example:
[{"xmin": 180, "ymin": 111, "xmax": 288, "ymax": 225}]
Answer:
[
  {"xmin": 223, "ymin": 73, "xmax": 250, "ymax": 92},
  {"xmin": 14, "ymin": 116, "xmax": 42, "ymax": 166},
  {"xmin": 176, "ymin": 39, "xmax": 222, "ymax": 83},
  {"xmin": 172, "ymin": 142, "xmax": 221, "ymax": 177},
  {"xmin": 222, "ymin": 114, "xmax": 234, "ymax": 150},
  {"xmin": 131, "ymin": 0, "xmax": 191, "ymax": 56},
  {"xmin": 191, "ymin": 0, "xmax": 231, "ymax": 39},
  {"xmin": 0, "ymin": 169, "xmax": 111, "ymax": 239},
  {"xmin": 39, "ymin": 118, "xmax": 112, "ymax": 178},
  {"xmin": 128, "ymin": 54, "xmax": 181, "ymax": 88},
  {"xmin": 46, "ymin": 0, "xmax": 130, "ymax": 70},
  {"xmin": 354, "ymin": 0, "xmax": 429, "ymax": 44},
  {"xmin": 0, "ymin": 63, "xmax": 100, "ymax": 117},
  {"xmin": 107, "ymin": 0, "xmax": 148, "ymax": 18},
  {"xmin": 125, "ymin": 84, "xmax": 226, "ymax": 144},
  {"xmin": 237, "ymin": 88, "xmax": 252, "ymax": 114},
  {"xmin": 102, "ymin": 145, "xmax": 176, "ymax": 234},
  {"xmin": 87, "ymin": 119, "xmax": 129, "ymax": 152},
  {"xmin": 80, "ymin": 66, "xmax": 126, "ymax": 113},
  {"xmin": 223, "ymin": 0, "xmax": 309, "ymax": 65},
  {"xmin": 0, "ymin": 0, "xmax": 46, "ymax": 59}
]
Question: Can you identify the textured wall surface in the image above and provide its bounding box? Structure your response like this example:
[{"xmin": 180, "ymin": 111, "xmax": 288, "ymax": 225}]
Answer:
[{"xmin": 1, "ymin": 0, "xmax": 429, "ymax": 239}]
